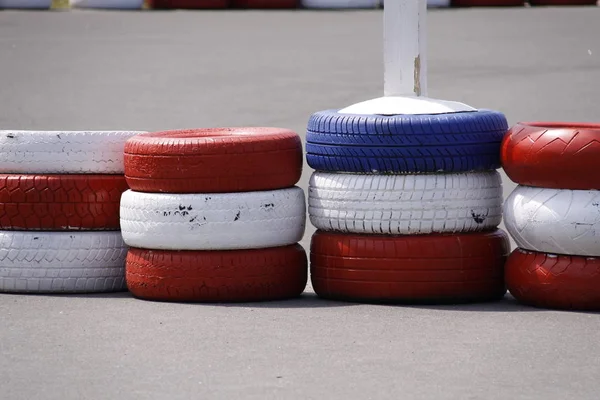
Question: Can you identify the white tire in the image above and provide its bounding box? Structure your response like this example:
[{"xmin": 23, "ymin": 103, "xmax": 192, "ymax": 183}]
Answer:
[
  {"xmin": 70, "ymin": 0, "xmax": 143, "ymax": 8},
  {"xmin": 0, "ymin": 130, "xmax": 145, "ymax": 174},
  {"xmin": 301, "ymin": 0, "xmax": 378, "ymax": 8},
  {"xmin": 504, "ymin": 186, "xmax": 600, "ymax": 257},
  {"xmin": 120, "ymin": 187, "xmax": 306, "ymax": 250},
  {"xmin": 0, "ymin": 0, "xmax": 51, "ymax": 7},
  {"xmin": 308, "ymin": 171, "xmax": 503, "ymax": 235},
  {"xmin": 0, "ymin": 231, "xmax": 127, "ymax": 293}
]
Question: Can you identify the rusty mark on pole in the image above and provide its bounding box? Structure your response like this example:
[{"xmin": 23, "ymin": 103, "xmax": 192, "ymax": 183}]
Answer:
[{"xmin": 413, "ymin": 55, "xmax": 421, "ymax": 96}]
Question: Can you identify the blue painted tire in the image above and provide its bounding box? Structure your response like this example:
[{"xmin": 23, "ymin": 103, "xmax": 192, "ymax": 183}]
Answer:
[{"xmin": 306, "ymin": 109, "xmax": 508, "ymax": 173}]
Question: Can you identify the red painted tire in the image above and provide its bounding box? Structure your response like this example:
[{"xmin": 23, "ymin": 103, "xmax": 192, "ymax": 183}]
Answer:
[
  {"xmin": 310, "ymin": 230, "xmax": 509, "ymax": 304},
  {"xmin": 148, "ymin": 0, "xmax": 229, "ymax": 7},
  {"xmin": 0, "ymin": 174, "xmax": 128, "ymax": 231},
  {"xmin": 126, "ymin": 245, "xmax": 308, "ymax": 302},
  {"xmin": 452, "ymin": 0, "xmax": 524, "ymax": 6},
  {"xmin": 529, "ymin": 0, "xmax": 596, "ymax": 5},
  {"xmin": 232, "ymin": 0, "xmax": 297, "ymax": 7},
  {"xmin": 124, "ymin": 128, "xmax": 303, "ymax": 193},
  {"xmin": 506, "ymin": 248, "xmax": 600, "ymax": 311},
  {"xmin": 501, "ymin": 122, "xmax": 600, "ymax": 189}
]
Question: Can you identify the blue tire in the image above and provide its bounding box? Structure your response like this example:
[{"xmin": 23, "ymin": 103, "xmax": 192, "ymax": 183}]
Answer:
[{"xmin": 305, "ymin": 109, "xmax": 509, "ymax": 173}]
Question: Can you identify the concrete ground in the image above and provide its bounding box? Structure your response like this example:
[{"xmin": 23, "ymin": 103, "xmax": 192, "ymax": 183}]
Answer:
[{"xmin": 1, "ymin": 6, "xmax": 600, "ymax": 400}]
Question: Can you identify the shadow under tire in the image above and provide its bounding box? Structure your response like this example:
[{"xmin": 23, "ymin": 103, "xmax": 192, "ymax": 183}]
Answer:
[
  {"xmin": 126, "ymin": 245, "xmax": 308, "ymax": 302},
  {"xmin": 506, "ymin": 248, "xmax": 600, "ymax": 311},
  {"xmin": 305, "ymin": 109, "xmax": 508, "ymax": 174},
  {"xmin": 310, "ymin": 230, "xmax": 509, "ymax": 304}
]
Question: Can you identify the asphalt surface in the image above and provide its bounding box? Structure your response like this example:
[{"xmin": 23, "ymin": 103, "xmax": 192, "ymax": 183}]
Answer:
[{"xmin": 1, "ymin": 6, "xmax": 600, "ymax": 400}]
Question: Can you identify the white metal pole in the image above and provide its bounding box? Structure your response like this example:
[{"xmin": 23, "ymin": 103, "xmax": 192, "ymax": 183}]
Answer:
[
  {"xmin": 384, "ymin": 0, "xmax": 428, "ymax": 97},
  {"xmin": 340, "ymin": 0, "xmax": 474, "ymax": 114}
]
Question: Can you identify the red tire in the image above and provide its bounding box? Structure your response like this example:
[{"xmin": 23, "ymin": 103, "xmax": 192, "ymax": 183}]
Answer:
[
  {"xmin": 0, "ymin": 174, "xmax": 128, "ymax": 231},
  {"xmin": 506, "ymin": 249, "xmax": 600, "ymax": 311},
  {"xmin": 148, "ymin": 0, "xmax": 229, "ymax": 7},
  {"xmin": 124, "ymin": 128, "xmax": 303, "ymax": 193},
  {"xmin": 232, "ymin": 0, "xmax": 297, "ymax": 7},
  {"xmin": 529, "ymin": 0, "xmax": 596, "ymax": 5},
  {"xmin": 452, "ymin": 0, "xmax": 524, "ymax": 6},
  {"xmin": 310, "ymin": 230, "xmax": 509, "ymax": 304},
  {"xmin": 126, "ymin": 245, "xmax": 308, "ymax": 302},
  {"xmin": 501, "ymin": 122, "xmax": 600, "ymax": 189}
]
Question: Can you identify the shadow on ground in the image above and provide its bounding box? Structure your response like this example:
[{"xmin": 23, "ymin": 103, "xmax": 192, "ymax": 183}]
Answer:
[{"xmin": 9, "ymin": 292, "xmax": 599, "ymax": 314}]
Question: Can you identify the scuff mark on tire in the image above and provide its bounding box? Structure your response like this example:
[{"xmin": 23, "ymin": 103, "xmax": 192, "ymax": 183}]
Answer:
[{"xmin": 471, "ymin": 211, "xmax": 486, "ymax": 224}]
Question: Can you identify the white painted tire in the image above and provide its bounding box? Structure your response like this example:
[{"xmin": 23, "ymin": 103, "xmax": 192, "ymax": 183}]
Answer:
[
  {"xmin": 504, "ymin": 186, "xmax": 600, "ymax": 257},
  {"xmin": 308, "ymin": 171, "xmax": 503, "ymax": 235},
  {"xmin": 0, "ymin": 231, "xmax": 127, "ymax": 293},
  {"xmin": 0, "ymin": 0, "xmax": 51, "ymax": 7},
  {"xmin": 120, "ymin": 187, "xmax": 306, "ymax": 251},
  {"xmin": 0, "ymin": 130, "xmax": 145, "ymax": 174},
  {"xmin": 301, "ymin": 0, "xmax": 378, "ymax": 8},
  {"xmin": 70, "ymin": 0, "xmax": 143, "ymax": 8}
]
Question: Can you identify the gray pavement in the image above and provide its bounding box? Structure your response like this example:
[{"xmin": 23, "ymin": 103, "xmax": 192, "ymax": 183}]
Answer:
[{"xmin": 1, "ymin": 7, "xmax": 600, "ymax": 400}]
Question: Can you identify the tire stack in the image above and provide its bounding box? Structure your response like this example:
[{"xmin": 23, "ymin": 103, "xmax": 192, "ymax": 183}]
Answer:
[
  {"xmin": 305, "ymin": 109, "xmax": 512, "ymax": 303},
  {"xmin": 0, "ymin": 130, "xmax": 143, "ymax": 294},
  {"xmin": 501, "ymin": 122, "xmax": 600, "ymax": 311},
  {"xmin": 120, "ymin": 127, "xmax": 308, "ymax": 303}
]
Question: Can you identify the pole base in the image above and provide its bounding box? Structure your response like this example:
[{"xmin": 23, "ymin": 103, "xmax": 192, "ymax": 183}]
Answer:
[{"xmin": 338, "ymin": 96, "xmax": 477, "ymax": 116}]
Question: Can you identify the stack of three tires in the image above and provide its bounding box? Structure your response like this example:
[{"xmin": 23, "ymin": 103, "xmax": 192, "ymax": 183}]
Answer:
[
  {"xmin": 0, "ymin": 130, "xmax": 142, "ymax": 294},
  {"xmin": 120, "ymin": 128, "xmax": 308, "ymax": 303},
  {"xmin": 502, "ymin": 122, "xmax": 600, "ymax": 311},
  {"xmin": 305, "ymin": 109, "xmax": 511, "ymax": 303}
]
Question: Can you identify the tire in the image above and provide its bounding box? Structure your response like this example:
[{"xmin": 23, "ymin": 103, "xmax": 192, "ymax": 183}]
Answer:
[
  {"xmin": 0, "ymin": 0, "xmax": 51, "ymax": 7},
  {"xmin": 124, "ymin": 128, "xmax": 303, "ymax": 193},
  {"xmin": 501, "ymin": 122, "xmax": 600, "ymax": 190},
  {"xmin": 148, "ymin": 0, "xmax": 229, "ymax": 7},
  {"xmin": 309, "ymin": 171, "xmax": 503, "ymax": 235},
  {"xmin": 70, "ymin": 0, "xmax": 143, "ymax": 7},
  {"xmin": 305, "ymin": 109, "xmax": 508, "ymax": 174},
  {"xmin": 0, "ymin": 130, "xmax": 145, "ymax": 174},
  {"xmin": 0, "ymin": 174, "xmax": 128, "ymax": 231},
  {"xmin": 452, "ymin": 0, "xmax": 523, "ymax": 5},
  {"xmin": 506, "ymin": 248, "xmax": 600, "ymax": 311},
  {"xmin": 120, "ymin": 187, "xmax": 306, "ymax": 250},
  {"xmin": 126, "ymin": 245, "xmax": 307, "ymax": 302},
  {"xmin": 529, "ymin": 0, "xmax": 596, "ymax": 5},
  {"xmin": 311, "ymin": 230, "xmax": 509, "ymax": 303},
  {"xmin": 0, "ymin": 231, "xmax": 127, "ymax": 293},
  {"xmin": 504, "ymin": 185, "xmax": 600, "ymax": 257}
]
